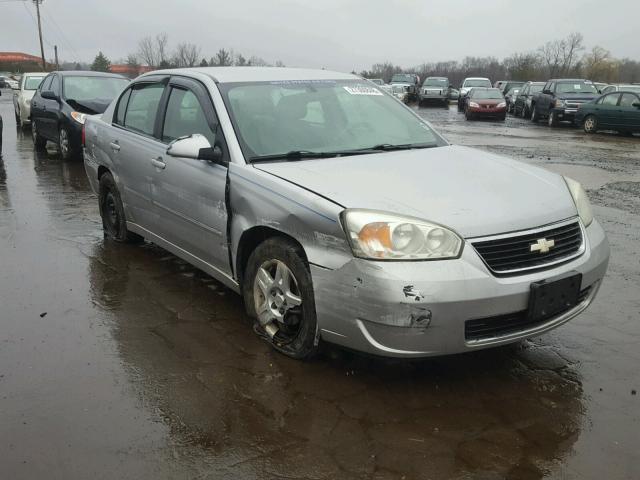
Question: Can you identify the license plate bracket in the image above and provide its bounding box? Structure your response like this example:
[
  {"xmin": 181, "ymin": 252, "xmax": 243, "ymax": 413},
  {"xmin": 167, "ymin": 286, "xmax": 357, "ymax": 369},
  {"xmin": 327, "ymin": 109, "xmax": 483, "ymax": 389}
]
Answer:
[{"xmin": 528, "ymin": 272, "xmax": 582, "ymax": 321}]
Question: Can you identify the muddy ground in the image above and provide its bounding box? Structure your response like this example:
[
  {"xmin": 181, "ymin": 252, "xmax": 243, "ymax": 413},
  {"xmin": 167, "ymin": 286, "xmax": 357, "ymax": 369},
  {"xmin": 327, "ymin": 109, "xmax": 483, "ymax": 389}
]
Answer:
[{"xmin": 0, "ymin": 94, "xmax": 638, "ymax": 480}]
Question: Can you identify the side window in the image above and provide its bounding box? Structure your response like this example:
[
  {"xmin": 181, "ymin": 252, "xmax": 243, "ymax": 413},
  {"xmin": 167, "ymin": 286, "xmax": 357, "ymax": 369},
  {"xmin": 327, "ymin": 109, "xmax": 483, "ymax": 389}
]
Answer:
[
  {"xmin": 620, "ymin": 93, "xmax": 638, "ymax": 107},
  {"xmin": 40, "ymin": 75, "xmax": 53, "ymax": 92},
  {"xmin": 123, "ymin": 83, "xmax": 165, "ymax": 137},
  {"xmin": 161, "ymin": 88, "xmax": 215, "ymax": 145},
  {"xmin": 114, "ymin": 88, "xmax": 132, "ymax": 126},
  {"xmin": 50, "ymin": 75, "xmax": 60, "ymax": 95},
  {"xmin": 602, "ymin": 86, "xmax": 613, "ymax": 94},
  {"xmin": 602, "ymin": 94, "xmax": 620, "ymax": 106},
  {"xmin": 549, "ymin": 82, "xmax": 556, "ymax": 93}
]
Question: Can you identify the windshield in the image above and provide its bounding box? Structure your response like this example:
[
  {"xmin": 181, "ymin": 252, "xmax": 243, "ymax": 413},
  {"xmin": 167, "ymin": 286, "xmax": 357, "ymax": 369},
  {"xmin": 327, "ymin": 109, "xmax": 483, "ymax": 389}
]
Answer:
[
  {"xmin": 464, "ymin": 79, "xmax": 491, "ymax": 88},
  {"xmin": 424, "ymin": 78, "xmax": 448, "ymax": 87},
  {"xmin": 556, "ymin": 82, "xmax": 598, "ymax": 94},
  {"xmin": 369, "ymin": 79, "xmax": 383, "ymax": 85},
  {"xmin": 530, "ymin": 84, "xmax": 544, "ymax": 94},
  {"xmin": 470, "ymin": 89, "xmax": 504, "ymax": 99},
  {"xmin": 391, "ymin": 74, "xmax": 414, "ymax": 84},
  {"xmin": 24, "ymin": 76, "xmax": 45, "ymax": 90},
  {"xmin": 62, "ymin": 76, "xmax": 129, "ymax": 102},
  {"xmin": 220, "ymin": 80, "xmax": 446, "ymax": 160}
]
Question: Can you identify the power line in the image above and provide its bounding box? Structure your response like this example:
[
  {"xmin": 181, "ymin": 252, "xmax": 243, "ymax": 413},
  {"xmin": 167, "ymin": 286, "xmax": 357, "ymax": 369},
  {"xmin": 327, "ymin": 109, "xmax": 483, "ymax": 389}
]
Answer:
[{"xmin": 42, "ymin": 9, "xmax": 82, "ymax": 63}]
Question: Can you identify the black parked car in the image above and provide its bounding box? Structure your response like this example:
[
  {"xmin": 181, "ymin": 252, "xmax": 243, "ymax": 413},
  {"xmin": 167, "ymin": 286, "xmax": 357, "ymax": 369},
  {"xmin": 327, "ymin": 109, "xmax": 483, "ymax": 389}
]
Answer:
[
  {"xmin": 30, "ymin": 71, "xmax": 129, "ymax": 159},
  {"xmin": 530, "ymin": 79, "xmax": 600, "ymax": 127},
  {"xmin": 513, "ymin": 81, "xmax": 545, "ymax": 118}
]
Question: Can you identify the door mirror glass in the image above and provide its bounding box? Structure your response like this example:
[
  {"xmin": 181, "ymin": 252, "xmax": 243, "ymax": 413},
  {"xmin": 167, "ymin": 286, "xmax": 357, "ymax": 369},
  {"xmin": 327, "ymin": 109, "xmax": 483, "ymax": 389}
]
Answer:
[
  {"xmin": 166, "ymin": 134, "xmax": 223, "ymax": 163},
  {"xmin": 41, "ymin": 90, "xmax": 58, "ymax": 100},
  {"xmin": 542, "ymin": 89, "xmax": 552, "ymax": 95}
]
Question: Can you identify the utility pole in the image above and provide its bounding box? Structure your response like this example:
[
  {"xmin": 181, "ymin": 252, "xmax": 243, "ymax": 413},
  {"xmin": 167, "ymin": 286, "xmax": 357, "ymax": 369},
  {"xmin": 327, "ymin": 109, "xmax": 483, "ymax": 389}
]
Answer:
[
  {"xmin": 33, "ymin": 0, "xmax": 46, "ymax": 71},
  {"xmin": 54, "ymin": 45, "xmax": 59, "ymax": 70}
]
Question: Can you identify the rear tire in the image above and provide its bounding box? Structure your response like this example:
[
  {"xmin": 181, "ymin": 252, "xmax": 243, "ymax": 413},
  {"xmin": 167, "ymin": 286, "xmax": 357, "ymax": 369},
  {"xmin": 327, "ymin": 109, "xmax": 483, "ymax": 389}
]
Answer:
[
  {"xmin": 31, "ymin": 120, "xmax": 47, "ymax": 149},
  {"xmin": 583, "ymin": 115, "xmax": 597, "ymax": 134},
  {"xmin": 98, "ymin": 172, "xmax": 144, "ymax": 243},
  {"xmin": 243, "ymin": 237, "xmax": 318, "ymax": 360}
]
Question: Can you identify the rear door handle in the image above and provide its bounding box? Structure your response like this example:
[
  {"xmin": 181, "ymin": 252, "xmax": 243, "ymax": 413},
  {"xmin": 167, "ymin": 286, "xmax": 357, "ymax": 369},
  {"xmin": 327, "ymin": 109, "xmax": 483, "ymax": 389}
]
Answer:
[
  {"xmin": 109, "ymin": 141, "xmax": 121, "ymax": 152},
  {"xmin": 150, "ymin": 157, "xmax": 166, "ymax": 170}
]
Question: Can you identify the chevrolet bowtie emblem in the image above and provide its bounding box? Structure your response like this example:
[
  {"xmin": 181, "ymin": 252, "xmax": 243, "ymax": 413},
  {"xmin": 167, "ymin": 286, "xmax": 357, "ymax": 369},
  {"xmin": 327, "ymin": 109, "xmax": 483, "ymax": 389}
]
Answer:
[{"xmin": 530, "ymin": 238, "xmax": 555, "ymax": 254}]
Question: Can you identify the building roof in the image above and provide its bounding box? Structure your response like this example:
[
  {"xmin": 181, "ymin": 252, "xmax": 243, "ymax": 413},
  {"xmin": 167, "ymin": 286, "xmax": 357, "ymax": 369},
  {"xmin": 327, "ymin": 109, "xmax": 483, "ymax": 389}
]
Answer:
[{"xmin": 141, "ymin": 67, "xmax": 357, "ymax": 83}]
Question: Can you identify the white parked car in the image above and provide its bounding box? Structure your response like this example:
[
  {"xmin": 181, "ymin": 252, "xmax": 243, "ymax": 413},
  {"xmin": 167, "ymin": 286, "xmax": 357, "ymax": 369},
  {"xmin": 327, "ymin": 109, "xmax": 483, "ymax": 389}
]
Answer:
[{"xmin": 13, "ymin": 72, "xmax": 47, "ymax": 128}]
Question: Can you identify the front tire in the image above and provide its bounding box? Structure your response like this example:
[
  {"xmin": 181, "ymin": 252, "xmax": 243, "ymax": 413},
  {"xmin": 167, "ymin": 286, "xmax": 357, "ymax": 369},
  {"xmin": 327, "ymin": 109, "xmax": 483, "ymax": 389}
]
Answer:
[
  {"xmin": 98, "ymin": 172, "xmax": 144, "ymax": 243},
  {"xmin": 243, "ymin": 237, "xmax": 318, "ymax": 359},
  {"xmin": 32, "ymin": 120, "xmax": 47, "ymax": 149},
  {"xmin": 583, "ymin": 115, "xmax": 598, "ymax": 134},
  {"xmin": 548, "ymin": 111, "xmax": 559, "ymax": 127},
  {"xmin": 530, "ymin": 105, "xmax": 540, "ymax": 122},
  {"xmin": 58, "ymin": 126, "xmax": 77, "ymax": 160}
]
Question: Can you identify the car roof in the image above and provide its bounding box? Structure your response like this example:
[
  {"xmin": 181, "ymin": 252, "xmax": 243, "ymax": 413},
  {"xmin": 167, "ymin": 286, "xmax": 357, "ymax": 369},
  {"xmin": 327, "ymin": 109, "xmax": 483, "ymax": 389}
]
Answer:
[
  {"xmin": 49, "ymin": 70, "xmax": 127, "ymax": 78},
  {"xmin": 426, "ymin": 76, "xmax": 448, "ymax": 79},
  {"xmin": 466, "ymin": 77, "xmax": 490, "ymax": 80},
  {"xmin": 22, "ymin": 72, "xmax": 47, "ymax": 76},
  {"xmin": 549, "ymin": 78, "xmax": 588, "ymax": 82},
  {"xmin": 141, "ymin": 67, "xmax": 357, "ymax": 84}
]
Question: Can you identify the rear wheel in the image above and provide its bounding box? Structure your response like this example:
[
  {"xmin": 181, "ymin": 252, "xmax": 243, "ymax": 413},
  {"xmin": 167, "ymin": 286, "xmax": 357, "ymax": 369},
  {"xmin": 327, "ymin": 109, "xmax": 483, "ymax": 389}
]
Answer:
[
  {"xmin": 31, "ymin": 120, "xmax": 47, "ymax": 149},
  {"xmin": 583, "ymin": 115, "xmax": 597, "ymax": 134},
  {"xmin": 243, "ymin": 237, "xmax": 318, "ymax": 359},
  {"xmin": 98, "ymin": 172, "xmax": 144, "ymax": 243}
]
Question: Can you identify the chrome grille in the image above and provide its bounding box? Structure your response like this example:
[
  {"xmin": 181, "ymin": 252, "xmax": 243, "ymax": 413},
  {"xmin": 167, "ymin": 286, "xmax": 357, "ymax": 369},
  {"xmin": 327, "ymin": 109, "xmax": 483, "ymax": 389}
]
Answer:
[{"xmin": 471, "ymin": 219, "xmax": 584, "ymax": 275}]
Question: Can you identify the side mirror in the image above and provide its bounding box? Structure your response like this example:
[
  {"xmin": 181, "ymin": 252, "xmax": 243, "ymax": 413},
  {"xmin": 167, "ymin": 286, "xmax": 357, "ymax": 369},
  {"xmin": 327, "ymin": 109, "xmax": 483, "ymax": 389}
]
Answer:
[
  {"xmin": 632, "ymin": 101, "xmax": 640, "ymax": 108},
  {"xmin": 542, "ymin": 89, "xmax": 552, "ymax": 95},
  {"xmin": 41, "ymin": 90, "xmax": 58, "ymax": 100},
  {"xmin": 166, "ymin": 134, "xmax": 224, "ymax": 164}
]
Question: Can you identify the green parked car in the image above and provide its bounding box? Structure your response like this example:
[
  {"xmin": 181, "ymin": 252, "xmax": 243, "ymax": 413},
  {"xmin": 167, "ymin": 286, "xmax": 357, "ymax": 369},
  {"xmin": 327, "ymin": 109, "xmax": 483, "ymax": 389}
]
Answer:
[{"xmin": 575, "ymin": 91, "xmax": 640, "ymax": 134}]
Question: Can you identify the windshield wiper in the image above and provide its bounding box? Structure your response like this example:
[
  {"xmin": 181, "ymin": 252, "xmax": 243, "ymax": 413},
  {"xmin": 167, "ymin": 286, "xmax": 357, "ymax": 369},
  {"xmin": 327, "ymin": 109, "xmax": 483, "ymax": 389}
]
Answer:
[
  {"xmin": 249, "ymin": 150, "xmax": 339, "ymax": 163},
  {"xmin": 362, "ymin": 142, "xmax": 438, "ymax": 152}
]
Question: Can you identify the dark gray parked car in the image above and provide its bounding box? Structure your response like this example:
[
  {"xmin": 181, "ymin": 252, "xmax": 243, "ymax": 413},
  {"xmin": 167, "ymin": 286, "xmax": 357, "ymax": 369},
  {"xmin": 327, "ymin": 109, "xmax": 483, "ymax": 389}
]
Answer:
[{"xmin": 83, "ymin": 67, "xmax": 609, "ymax": 359}]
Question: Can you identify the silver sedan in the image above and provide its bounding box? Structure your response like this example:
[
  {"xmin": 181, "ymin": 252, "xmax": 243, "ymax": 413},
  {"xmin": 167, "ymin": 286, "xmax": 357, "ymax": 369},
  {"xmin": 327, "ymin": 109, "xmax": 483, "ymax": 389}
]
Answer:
[{"xmin": 83, "ymin": 67, "xmax": 609, "ymax": 359}]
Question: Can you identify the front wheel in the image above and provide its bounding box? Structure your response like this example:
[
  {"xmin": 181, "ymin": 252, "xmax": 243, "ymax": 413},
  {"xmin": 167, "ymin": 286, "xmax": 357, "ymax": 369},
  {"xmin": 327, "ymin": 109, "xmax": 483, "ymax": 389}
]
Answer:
[
  {"xmin": 243, "ymin": 237, "xmax": 318, "ymax": 359},
  {"xmin": 530, "ymin": 106, "xmax": 540, "ymax": 122},
  {"xmin": 583, "ymin": 115, "xmax": 598, "ymax": 134},
  {"xmin": 548, "ymin": 111, "xmax": 559, "ymax": 127},
  {"xmin": 98, "ymin": 173, "xmax": 144, "ymax": 243},
  {"xmin": 32, "ymin": 120, "xmax": 47, "ymax": 149},
  {"xmin": 59, "ymin": 126, "xmax": 77, "ymax": 160}
]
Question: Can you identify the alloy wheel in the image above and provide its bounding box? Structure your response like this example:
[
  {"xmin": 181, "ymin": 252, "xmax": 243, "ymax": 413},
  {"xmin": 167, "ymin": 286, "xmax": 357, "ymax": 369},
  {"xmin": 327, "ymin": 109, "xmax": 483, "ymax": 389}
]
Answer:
[
  {"xmin": 59, "ymin": 128, "xmax": 70, "ymax": 158},
  {"xmin": 253, "ymin": 259, "xmax": 303, "ymax": 340},
  {"xmin": 584, "ymin": 116, "xmax": 596, "ymax": 133}
]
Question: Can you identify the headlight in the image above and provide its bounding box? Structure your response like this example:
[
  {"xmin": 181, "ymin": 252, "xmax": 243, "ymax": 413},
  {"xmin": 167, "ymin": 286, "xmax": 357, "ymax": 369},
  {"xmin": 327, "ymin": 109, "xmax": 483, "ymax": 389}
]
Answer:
[
  {"xmin": 340, "ymin": 209, "xmax": 463, "ymax": 260},
  {"xmin": 555, "ymin": 99, "xmax": 566, "ymax": 108},
  {"xmin": 564, "ymin": 177, "xmax": 593, "ymax": 227},
  {"xmin": 469, "ymin": 101, "xmax": 480, "ymax": 108},
  {"xmin": 70, "ymin": 111, "xmax": 87, "ymax": 124},
  {"xmin": 497, "ymin": 102, "xmax": 507, "ymax": 108}
]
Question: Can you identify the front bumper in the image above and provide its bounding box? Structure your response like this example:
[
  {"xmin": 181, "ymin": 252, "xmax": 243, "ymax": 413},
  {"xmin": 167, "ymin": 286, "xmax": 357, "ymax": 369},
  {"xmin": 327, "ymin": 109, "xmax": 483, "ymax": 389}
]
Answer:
[
  {"xmin": 468, "ymin": 106, "xmax": 506, "ymax": 117},
  {"xmin": 551, "ymin": 107, "xmax": 579, "ymax": 121},
  {"xmin": 311, "ymin": 219, "xmax": 609, "ymax": 357}
]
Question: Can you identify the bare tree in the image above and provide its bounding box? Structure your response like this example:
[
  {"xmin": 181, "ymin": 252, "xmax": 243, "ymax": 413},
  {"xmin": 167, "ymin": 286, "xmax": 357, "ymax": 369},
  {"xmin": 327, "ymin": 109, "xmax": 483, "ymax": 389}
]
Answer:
[
  {"xmin": 583, "ymin": 46, "xmax": 618, "ymax": 82},
  {"xmin": 137, "ymin": 33, "xmax": 169, "ymax": 67},
  {"xmin": 173, "ymin": 42, "xmax": 201, "ymax": 67},
  {"xmin": 559, "ymin": 32, "xmax": 584, "ymax": 76},
  {"xmin": 212, "ymin": 48, "xmax": 233, "ymax": 66}
]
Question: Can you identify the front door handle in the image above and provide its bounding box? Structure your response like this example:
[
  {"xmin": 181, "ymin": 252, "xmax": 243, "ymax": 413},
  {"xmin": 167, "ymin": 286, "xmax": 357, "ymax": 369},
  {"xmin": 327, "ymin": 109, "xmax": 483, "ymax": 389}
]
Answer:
[
  {"xmin": 150, "ymin": 157, "xmax": 166, "ymax": 170},
  {"xmin": 109, "ymin": 141, "xmax": 120, "ymax": 152}
]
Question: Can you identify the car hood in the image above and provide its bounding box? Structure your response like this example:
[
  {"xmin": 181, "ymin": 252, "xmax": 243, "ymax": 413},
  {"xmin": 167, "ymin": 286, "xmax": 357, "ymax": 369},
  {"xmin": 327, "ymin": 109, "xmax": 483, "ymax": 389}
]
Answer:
[{"xmin": 254, "ymin": 145, "xmax": 578, "ymax": 238}]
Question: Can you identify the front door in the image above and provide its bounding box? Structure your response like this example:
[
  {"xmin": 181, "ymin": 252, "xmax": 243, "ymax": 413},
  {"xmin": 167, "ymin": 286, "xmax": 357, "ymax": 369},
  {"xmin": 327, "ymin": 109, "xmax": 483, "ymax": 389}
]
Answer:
[
  {"xmin": 618, "ymin": 93, "xmax": 640, "ymax": 130},
  {"xmin": 598, "ymin": 93, "xmax": 621, "ymax": 127},
  {"xmin": 41, "ymin": 74, "xmax": 62, "ymax": 139},
  {"xmin": 151, "ymin": 77, "xmax": 230, "ymax": 274}
]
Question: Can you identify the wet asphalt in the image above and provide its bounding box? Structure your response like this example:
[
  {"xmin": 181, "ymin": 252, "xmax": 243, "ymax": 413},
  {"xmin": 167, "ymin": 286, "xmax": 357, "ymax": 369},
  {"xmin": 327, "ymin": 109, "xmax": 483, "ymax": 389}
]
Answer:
[{"xmin": 0, "ymin": 92, "xmax": 638, "ymax": 480}]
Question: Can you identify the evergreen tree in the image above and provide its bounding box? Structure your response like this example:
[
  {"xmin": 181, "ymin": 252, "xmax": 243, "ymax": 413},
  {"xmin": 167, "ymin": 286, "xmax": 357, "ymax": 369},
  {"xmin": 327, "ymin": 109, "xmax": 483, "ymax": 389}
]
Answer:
[{"xmin": 91, "ymin": 52, "xmax": 111, "ymax": 72}]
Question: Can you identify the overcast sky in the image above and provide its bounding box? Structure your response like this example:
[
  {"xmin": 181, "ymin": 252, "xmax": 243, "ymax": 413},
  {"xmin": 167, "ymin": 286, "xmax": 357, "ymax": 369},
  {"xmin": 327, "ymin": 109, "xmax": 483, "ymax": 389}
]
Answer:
[{"xmin": 1, "ymin": 0, "xmax": 638, "ymax": 71}]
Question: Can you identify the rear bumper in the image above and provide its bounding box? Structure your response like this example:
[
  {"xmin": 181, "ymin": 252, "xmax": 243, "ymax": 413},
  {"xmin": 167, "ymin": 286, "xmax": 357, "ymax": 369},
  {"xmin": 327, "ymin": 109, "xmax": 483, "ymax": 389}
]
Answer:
[{"xmin": 311, "ymin": 219, "xmax": 609, "ymax": 358}]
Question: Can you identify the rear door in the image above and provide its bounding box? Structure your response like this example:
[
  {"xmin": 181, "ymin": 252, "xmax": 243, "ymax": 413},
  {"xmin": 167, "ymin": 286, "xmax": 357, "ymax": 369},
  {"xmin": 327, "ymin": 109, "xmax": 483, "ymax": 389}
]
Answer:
[
  {"xmin": 30, "ymin": 74, "xmax": 52, "ymax": 136},
  {"xmin": 618, "ymin": 93, "xmax": 640, "ymax": 129},
  {"xmin": 151, "ymin": 76, "xmax": 230, "ymax": 274},
  {"xmin": 110, "ymin": 78, "xmax": 168, "ymax": 230}
]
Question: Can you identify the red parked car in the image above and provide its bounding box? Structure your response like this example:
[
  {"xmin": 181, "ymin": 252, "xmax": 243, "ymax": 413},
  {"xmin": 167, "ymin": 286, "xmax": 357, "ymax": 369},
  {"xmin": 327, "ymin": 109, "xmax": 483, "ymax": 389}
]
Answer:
[{"xmin": 464, "ymin": 88, "xmax": 507, "ymax": 121}]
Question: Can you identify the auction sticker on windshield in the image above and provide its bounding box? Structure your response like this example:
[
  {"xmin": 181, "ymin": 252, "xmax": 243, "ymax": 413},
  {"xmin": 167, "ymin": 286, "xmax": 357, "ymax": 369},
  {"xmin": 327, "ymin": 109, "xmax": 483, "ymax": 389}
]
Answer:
[{"xmin": 343, "ymin": 85, "xmax": 383, "ymax": 95}]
